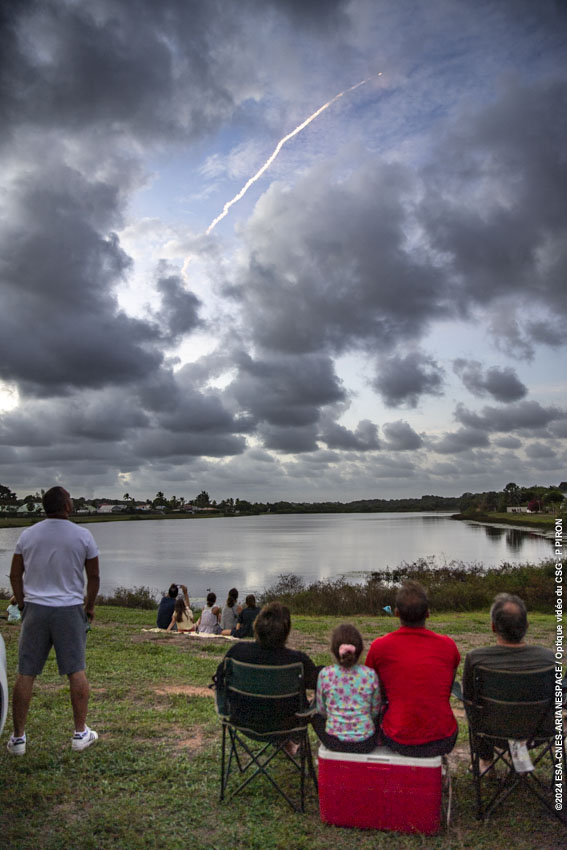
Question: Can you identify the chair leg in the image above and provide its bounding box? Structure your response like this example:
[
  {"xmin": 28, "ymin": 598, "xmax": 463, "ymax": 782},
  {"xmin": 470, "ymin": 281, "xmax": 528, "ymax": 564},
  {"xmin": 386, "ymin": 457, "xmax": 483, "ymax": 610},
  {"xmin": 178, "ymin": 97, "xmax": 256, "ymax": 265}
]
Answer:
[
  {"xmin": 221, "ymin": 729, "xmax": 316, "ymax": 813},
  {"xmin": 469, "ymin": 729, "xmax": 484, "ymax": 820},
  {"xmin": 220, "ymin": 724, "xmax": 227, "ymax": 802},
  {"xmin": 300, "ymin": 738, "xmax": 305, "ymax": 813},
  {"xmin": 305, "ymin": 733, "xmax": 318, "ymax": 793}
]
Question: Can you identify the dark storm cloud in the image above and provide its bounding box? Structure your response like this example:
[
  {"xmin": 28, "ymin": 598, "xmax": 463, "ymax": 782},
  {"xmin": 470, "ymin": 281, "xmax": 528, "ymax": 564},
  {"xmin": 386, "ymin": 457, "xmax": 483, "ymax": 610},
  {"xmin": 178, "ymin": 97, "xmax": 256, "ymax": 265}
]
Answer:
[
  {"xmin": 1, "ymin": 0, "xmax": 348, "ymax": 145},
  {"xmin": 419, "ymin": 79, "xmax": 567, "ymax": 348},
  {"xmin": 154, "ymin": 266, "xmax": 203, "ymax": 341},
  {"xmin": 382, "ymin": 420, "xmax": 423, "ymax": 451},
  {"xmin": 493, "ymin": 435, "xmax": 522, "ymax": 449},
  {"xmin": 453, "ymin": 360, "xmax": 527, "ymax": 403},
  {"xmin": 0, "ymin": 0, "xmax": 347, "ymax": 398},
  {"xmin": 0, "ymin": 391, "xmax": 148, "ymax": 447},
  {"xmin": 432, "ymin": 428, "xmax": 491, "ymax": 455},
  {"xmin": 155, "ymin": 386, "xmax": 239, "ymax": 435},
  {"xmin": 525, "ymin": 442, "xmax": 556, "ymax": 459},
  {"xmin": 229, "ymin": 352, "xmax": 346, "ymax": 429},
  {"xmin": 0, "ymin": 162, "xmax": 165, "ymax": 393},
  {"xmin": 454, "ymin": 401, "xmax": 567, "ymax": 434},
  {"xmin": 233, "ymin": 161, "xmax": 445, "ymax": 356},
  {"xmin": 231, "ymin": 76, "xmax": 566, "ymax": 367},
  {"xmin": 258, "ymin": 423, "xmax": 319, "ymax": 454},
  {"xmin": 319, "ymin": 419, "xmax": 380, "ymax": 451},
  {"xmin": 549, "ymin": 421, "xmax": 567, "ymax": 439},
  {"xmin": 373, "ymin": 352, "xmax": 445, "ymax": 408},
  {"xmin": 133, "ymin": 430, "xmax": 246, "ymax": 459}
]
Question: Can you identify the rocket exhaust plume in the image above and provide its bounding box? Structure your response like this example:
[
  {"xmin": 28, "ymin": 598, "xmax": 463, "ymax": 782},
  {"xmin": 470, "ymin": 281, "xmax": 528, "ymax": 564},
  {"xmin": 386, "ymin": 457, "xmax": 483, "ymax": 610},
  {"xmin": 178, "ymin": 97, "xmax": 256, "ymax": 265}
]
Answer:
[{"xmin": 206, "ymin": 73, "xmax": 382, "ymax": 234}]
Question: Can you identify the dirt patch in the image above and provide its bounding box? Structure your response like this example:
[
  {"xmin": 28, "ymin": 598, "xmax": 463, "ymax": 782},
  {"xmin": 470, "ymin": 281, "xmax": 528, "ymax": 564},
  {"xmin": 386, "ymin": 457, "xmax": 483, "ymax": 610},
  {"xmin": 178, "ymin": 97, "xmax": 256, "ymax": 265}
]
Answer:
[
  {"xmin": 175, "ymin": 729, "xmax": 207, "ymax": 752},
  {"xmin": 155, "ymin": 684, "xmax": 213, "ymax": 698}
]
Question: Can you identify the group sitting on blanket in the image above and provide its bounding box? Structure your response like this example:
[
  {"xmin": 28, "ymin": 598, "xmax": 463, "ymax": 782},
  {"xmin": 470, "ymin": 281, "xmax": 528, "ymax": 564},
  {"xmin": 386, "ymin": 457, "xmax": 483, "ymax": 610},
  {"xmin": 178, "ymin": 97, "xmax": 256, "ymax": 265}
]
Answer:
[{"xmin": 157, "ymin": 584, "xmax": 261, "ymax": 637}]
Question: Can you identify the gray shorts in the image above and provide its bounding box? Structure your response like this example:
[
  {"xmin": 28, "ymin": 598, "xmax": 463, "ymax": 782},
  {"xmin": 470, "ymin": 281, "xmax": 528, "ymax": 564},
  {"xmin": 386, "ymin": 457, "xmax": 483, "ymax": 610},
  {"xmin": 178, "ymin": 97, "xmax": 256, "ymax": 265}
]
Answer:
[{"xmin": 18, "ymin": 603, "xmax": 88, "ymax": 677}]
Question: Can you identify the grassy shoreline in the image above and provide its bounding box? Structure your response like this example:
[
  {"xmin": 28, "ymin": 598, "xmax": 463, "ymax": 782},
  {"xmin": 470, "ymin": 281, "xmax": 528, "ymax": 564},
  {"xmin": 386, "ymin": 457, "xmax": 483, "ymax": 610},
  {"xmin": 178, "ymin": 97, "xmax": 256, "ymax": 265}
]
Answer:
[
  {"xmin": 452, "ymin": 512, "xmax": 559, "ymax": 533},
  {"xmin": 0, "ymin": 602, "xmax": 564, "ymax": 849},
  {"xmin": 1, "ymin": 509, "xmax": 558, "ymax": 536}
]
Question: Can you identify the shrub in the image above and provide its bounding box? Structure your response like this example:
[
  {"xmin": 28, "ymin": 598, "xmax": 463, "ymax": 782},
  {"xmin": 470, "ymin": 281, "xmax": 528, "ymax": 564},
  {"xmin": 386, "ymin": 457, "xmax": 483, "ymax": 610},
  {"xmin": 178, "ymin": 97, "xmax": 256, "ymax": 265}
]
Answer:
[
  {"xmin": 96, "ymin": 585, "xmax": 159, "ymax": 609},
  {"xmin": 259, "ymin": 559, "xmax": 560, "ymax": 615}
]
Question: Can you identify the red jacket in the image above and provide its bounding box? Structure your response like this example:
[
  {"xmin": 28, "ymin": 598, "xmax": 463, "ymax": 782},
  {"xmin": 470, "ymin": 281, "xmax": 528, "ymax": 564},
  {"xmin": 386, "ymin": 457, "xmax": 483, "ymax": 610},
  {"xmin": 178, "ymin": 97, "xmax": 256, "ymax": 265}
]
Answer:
[{"xmin": 365, "ymin": 626, "xmax": 460, "ymax": 745}]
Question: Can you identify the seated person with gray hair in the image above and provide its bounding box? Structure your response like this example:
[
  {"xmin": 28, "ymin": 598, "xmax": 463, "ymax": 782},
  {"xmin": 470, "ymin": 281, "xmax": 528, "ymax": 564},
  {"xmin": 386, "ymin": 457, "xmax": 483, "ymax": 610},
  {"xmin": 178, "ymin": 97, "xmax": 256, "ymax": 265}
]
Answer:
[{"xmin": 462, "ymin": 592, "xmax": 554, "ymax": 771}]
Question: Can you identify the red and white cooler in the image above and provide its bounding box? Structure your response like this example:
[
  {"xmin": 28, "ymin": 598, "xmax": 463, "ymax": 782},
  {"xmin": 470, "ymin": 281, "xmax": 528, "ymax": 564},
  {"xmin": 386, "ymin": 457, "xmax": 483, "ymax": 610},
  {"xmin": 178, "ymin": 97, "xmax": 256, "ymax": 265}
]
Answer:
[{"xmin": 318, "ymin": 745, "xmax": 442, "ymax": 834}]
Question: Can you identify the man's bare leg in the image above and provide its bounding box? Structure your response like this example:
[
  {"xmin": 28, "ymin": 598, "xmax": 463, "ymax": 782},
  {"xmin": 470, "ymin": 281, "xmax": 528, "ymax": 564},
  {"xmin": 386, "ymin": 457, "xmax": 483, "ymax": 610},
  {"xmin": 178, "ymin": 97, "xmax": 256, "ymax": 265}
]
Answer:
[
  {"xmin": 68, "ymin": 670, "xmax": 89, "ymax": 732},
  {"xmin": 12, "ymin": 674, "xmax": 35, "ymax": 737}
]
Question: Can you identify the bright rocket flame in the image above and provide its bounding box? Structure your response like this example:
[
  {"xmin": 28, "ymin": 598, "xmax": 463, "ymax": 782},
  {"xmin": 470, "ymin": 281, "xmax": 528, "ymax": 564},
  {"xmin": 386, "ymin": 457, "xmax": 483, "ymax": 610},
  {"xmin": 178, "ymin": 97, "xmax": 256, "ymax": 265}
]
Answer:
[{"xmin": 206, "ymin": 73, "xmax": 382, "ymax": 235}]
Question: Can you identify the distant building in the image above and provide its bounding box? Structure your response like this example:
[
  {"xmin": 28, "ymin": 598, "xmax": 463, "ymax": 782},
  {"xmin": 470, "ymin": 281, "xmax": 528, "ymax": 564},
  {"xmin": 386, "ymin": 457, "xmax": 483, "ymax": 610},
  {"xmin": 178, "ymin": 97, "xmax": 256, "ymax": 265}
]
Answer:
[
  {"xmin": 16, "ymin": 503, "xmax": 44, "ymax": 515},
  {"xmin": 76, "ymin": 504, "xmax": 98, "ymax": 515},
  {"xmin": 507, "ymin": 506, "xmax": 530, "ymax": 514}
]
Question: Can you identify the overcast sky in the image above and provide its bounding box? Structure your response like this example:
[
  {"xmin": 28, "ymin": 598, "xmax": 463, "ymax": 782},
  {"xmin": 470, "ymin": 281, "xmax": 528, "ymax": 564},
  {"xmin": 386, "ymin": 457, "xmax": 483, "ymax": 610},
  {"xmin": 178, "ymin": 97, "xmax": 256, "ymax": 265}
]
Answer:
[{"xmin": 0, "ymin": 0, "xmax": 565, "ymax": 502}]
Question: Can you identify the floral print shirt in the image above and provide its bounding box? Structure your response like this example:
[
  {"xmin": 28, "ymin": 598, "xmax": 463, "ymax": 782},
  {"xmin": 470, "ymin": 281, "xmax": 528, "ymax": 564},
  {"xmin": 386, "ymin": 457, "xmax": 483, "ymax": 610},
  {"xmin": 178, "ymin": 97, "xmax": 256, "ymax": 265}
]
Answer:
[{"xmin": 316, "ymin": 663, "xmax": 381, "ymax": 741}]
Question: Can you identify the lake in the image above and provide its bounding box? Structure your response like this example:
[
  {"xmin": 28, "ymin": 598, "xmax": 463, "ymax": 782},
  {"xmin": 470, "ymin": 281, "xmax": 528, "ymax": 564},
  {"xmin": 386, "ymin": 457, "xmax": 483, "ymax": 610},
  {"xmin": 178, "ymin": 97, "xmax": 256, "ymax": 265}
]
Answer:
[{"xmin": 0, "ymin": 512, "xmax": 554, "ymax": 605}]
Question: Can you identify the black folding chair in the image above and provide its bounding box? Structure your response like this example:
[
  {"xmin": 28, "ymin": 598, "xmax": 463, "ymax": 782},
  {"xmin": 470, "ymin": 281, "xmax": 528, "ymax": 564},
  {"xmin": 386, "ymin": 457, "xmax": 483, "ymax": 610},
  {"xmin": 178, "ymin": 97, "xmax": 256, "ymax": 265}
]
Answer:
[
  {"xmin": 215, "ymin": 658, "xmax": 318, "ymax": 812},
  {"xmin": 464, "ymin": 664, "xmax": 565, "ymax": 824}
]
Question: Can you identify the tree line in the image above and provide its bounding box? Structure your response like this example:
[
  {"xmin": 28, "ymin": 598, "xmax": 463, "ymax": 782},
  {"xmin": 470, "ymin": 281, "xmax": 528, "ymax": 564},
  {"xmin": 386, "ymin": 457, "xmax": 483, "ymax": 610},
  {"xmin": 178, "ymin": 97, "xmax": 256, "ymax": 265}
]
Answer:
[{"xmin": 1, "ymin": 481, "xmax": 565, "ymax": 517}]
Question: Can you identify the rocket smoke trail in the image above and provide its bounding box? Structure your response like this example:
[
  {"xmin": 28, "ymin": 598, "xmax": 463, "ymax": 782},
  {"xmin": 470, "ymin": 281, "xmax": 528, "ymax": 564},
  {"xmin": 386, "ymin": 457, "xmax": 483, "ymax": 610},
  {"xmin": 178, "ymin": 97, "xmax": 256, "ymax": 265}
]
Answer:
[{"xmin": 206, "ymin": 73, "xmax": 382, "ymax": 234}]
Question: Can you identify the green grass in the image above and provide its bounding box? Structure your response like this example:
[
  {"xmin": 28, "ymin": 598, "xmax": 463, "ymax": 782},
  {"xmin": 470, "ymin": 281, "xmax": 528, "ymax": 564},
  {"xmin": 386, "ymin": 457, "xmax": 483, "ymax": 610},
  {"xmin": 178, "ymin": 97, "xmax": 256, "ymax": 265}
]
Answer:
[
  {"xmin": 457, "ymin": 512, "xmax": 558, "ymax": 530},
  {"xmin": 0, "ymin": 604, "xmax": 564, "ymax": 849}
]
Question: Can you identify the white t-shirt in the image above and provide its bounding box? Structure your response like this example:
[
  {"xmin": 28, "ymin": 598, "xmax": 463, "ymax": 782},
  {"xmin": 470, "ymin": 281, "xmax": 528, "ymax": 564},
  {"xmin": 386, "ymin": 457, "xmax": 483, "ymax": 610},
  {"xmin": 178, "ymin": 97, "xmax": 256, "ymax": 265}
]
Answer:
[{"xmin": 15, "ymin": 519, "xmax": 99, "ymax": 607}]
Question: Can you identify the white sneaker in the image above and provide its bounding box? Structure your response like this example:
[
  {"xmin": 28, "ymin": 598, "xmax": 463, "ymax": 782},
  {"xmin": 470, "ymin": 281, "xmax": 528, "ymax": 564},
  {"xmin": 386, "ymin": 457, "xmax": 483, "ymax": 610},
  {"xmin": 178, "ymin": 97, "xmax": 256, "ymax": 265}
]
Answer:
[
  {"xmin": 71, "ymin": 727, "xmax": 98, "ymax": 752},
  {"xmin": 7, "ymin": 735, "xmax": 26, "ymax": 756}
]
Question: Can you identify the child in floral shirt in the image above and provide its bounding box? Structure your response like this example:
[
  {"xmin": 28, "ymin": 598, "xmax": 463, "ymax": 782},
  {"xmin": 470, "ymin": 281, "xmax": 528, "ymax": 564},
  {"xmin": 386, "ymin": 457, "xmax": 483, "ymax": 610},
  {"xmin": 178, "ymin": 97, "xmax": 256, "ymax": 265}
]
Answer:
[{"xmin": 312, "ymin": 623, "xmax": 380, "ymax": 753}]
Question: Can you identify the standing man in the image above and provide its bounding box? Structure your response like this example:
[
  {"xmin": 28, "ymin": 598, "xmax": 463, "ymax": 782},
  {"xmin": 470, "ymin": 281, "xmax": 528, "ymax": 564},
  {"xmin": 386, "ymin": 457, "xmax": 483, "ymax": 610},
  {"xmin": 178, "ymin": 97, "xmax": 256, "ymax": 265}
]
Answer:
[
  {"xmin": 365, "ymin": 580, "xmax": 460, "ymax": 757},
  {"xmin": 7, "ymin": 486, "xmax": 100, "ymax": 755}
]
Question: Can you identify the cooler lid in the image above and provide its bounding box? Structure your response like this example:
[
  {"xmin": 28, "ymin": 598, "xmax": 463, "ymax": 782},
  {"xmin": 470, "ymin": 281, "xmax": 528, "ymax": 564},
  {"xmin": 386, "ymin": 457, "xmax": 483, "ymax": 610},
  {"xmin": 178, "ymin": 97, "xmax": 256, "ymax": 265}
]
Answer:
[{"xmin": 318, "ymin": 744, "xmax": 441, "ymax": 768}]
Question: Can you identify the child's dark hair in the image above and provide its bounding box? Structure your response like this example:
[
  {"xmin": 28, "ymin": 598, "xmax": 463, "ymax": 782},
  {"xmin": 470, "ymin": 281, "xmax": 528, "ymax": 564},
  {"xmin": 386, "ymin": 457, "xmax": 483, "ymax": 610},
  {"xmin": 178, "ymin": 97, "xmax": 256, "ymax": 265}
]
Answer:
[
  {"xmin": 330, "ymin": 623, "xmax": 363, "ymax": 668},
  {"xmin": 174, "ymin": 597, "xmax": 186, "ymax": 623},
  {"xmin": 206, "ymin": 591, "xmax": 216, "ymax": 606}
]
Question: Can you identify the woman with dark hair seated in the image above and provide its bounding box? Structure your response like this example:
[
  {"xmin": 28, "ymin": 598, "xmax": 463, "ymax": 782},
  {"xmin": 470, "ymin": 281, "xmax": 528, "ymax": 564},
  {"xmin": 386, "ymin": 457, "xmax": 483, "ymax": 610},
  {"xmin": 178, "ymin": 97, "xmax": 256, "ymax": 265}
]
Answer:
[
  {"xmin": 217, "ymin": 601, "xmax": 320, "ymax": 734},
  {"xmin": 229, "ymin": 594, "xmax": 260, "ymax": 638},
  {"xmin": 220, "ymin": 588, "xmax": 240, "ymax": 634}
]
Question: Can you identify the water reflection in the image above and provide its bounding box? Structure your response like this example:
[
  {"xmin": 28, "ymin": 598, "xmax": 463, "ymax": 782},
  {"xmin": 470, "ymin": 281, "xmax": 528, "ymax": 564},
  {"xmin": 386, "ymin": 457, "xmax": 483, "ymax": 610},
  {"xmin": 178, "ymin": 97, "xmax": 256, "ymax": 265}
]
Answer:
[
  {"xmin": 484, "ymin": 526, "xmax": 505, "ymax": 540},
  {"xmin": 0, "ymin": 512, "xmax": 554, "ymax": 600},
  {"xmin": 505, "ymin": 528, "xmax": 542, "ymax": 553}
]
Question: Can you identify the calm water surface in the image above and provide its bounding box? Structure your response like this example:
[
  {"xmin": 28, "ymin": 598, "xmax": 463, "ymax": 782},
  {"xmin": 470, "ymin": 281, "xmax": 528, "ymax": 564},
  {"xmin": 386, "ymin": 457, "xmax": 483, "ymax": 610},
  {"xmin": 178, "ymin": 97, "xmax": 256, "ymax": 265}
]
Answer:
[{"xmin": 0, "ymin": 513, "xmax": 553, "ymax": 603}]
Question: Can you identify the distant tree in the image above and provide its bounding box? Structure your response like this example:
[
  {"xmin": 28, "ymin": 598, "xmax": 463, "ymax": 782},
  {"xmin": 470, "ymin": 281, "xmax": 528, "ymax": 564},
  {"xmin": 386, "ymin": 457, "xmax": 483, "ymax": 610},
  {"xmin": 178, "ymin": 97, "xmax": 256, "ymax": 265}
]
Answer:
[
  {"xmin": 458, "ymin": 492, "xmax": 478, "ymax": 513},
  {"xmin": 544, "ymin": 490, "xmax": 564, "ymax": 509},
  {"xmin": 235, "ymin": 498, "xmax": 253, "ymax": 512},
  {"xmin": 153, "ymin": 491, "xmax": 168, "ymax": 507},
  {"xmin": 194, "ymin": 490, "xmax": 210, "ymax": 508},
  {"xmin": 503, "ymin": 482, "xmax": 521, "ymax": 506},
  {"xmin": 527, "ymin": 498, "xmax": 543, "ymax": 513},
  {"xmin": 0, "ymin": 484, "xmax": 17, "ymax": 503}
]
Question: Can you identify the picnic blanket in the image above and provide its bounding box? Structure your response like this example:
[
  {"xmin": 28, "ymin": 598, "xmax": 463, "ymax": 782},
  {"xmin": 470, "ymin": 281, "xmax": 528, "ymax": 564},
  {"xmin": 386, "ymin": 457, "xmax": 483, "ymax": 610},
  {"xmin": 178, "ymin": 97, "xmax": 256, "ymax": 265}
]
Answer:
[{"xmin": 142, "ymin": 628, "xmax": 239, "ymax": 641}]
